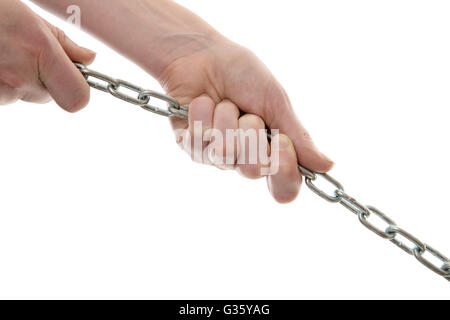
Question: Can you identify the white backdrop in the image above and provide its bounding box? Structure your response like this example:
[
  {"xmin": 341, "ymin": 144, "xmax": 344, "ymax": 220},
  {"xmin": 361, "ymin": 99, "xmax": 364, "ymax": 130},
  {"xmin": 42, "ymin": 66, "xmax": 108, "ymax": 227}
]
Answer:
[{"xmin": 0, "ymin": 0, "xmax": 449, "ymax": 299}]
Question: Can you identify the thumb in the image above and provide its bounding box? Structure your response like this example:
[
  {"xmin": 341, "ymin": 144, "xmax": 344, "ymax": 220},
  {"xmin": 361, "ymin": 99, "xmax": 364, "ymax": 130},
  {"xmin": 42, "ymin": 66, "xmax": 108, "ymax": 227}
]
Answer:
[
  {"xmin": 265, "ymin": 86, "xmax": 334, "ymax": 173},
  {"xmin": 38, "ymin": 29, "xmax": 92, "ymax": 112}
]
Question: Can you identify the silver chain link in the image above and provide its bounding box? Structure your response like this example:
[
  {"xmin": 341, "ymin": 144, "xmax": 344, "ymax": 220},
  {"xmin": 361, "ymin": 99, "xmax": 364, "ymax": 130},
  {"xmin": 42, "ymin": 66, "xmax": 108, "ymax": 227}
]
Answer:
[
  {"xmin": 75, "ymin": 63, "xmax": 450, "ymax": 283},
  {"xmin": 75, "ymin": 63, "xmax": 189, "ymax": 119},
  {"xmin": 302, "ymin": 172, "xmax": 450, "ymax": 282}
]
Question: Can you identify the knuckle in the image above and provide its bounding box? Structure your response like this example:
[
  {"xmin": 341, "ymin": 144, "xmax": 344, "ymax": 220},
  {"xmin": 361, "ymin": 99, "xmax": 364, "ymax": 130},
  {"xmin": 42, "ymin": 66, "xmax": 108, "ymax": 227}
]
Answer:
[
  {"xmin": 53, "ymin": 27, "xmax": 68, "ymax": 45},
  {"xmin": 216, "ymin": 100, "xmax": 239, "ymax": 116},
  {"xmin": 189, "ymin": 95, "xmax": 214, "ymax": 119},
  {"xmin": 239, "ymin": 114, "xmax": 265, "ymax": 129}
]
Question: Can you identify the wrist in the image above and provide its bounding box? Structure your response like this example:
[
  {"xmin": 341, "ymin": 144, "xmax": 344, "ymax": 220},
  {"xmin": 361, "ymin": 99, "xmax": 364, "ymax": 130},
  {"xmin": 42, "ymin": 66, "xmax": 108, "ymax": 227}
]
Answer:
[
  {"xmin": 133, "ymin": 0, "xmax": 228, "ymax": 80},
  {"xmin": 144, "ymin": 29, "xmax": 226, "ymax": 80}
]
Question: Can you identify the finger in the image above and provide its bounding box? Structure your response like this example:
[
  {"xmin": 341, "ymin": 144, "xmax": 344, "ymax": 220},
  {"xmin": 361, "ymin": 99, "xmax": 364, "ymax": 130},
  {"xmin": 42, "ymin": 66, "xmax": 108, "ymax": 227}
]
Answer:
[
  {"xmin": 59, "ymin": 36, "xmax": 96, "ymax": 66},
  {"xmin": 38, "ymin": 31, "xmax": 91, "ymax": 112},
  {"xmin": 263, "ymin": 85, "xmax": 334, "ymax": 173},
  {"xmin": 237, "ymin": 114, "xmax": 270, "ymax": 179},
  {"xmin": 183, "ymin": 94, "xmax": 215, "ymax": 164},
  {"xmin": 267, "ymin": 134, "xmax": 302, "ymax": 203},
  {"xmin": 210, "ymin": 100, "xmax": 240, "ymax": 169},
  {"xmin": 44, "ymin": 21, "xmax": 96, "ymax": 65}
]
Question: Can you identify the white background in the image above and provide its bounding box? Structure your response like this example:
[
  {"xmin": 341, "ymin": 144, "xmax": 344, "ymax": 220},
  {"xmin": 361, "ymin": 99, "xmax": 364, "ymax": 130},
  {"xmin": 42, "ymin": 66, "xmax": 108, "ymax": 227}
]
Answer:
[{"xmin": 0, "ymin": 0, "xmax": 449, "ymax": 299}]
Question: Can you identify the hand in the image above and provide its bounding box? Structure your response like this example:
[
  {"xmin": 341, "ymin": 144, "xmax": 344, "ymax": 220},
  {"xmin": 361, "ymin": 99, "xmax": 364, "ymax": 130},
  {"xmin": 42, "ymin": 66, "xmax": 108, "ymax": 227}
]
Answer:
[
  {"xmin": 29, "ymin": 0, "xmax": 333, "ymax": 203},
  {"xmin": 158, "ymin": 37, "xmax": 334, "ymax": 203},
  {"xmin": 0, "ymin": 0, "xmax": 95, "ymax": 111}
]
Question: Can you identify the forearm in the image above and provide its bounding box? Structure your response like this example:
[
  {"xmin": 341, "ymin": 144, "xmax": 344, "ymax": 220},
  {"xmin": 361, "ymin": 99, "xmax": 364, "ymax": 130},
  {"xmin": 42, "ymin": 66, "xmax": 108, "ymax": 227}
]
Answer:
[{"xmin": 31, "ymin": 0, "xmax": 224, "ymax": 79}]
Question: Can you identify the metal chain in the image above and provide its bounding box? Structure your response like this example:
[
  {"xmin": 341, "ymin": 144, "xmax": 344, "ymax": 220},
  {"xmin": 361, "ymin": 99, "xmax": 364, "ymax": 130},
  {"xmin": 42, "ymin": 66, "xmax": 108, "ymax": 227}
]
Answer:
[
  {"xmin": 75, "ymin": 63, "xmax": 450, "ymax": 282},
  {"xmin": 305, "ymin": 172, "xmax": 450, "ymax": 282},
  {"xmin": 75, "ymin": 63, "xmax": 189, "ymax": 119}
]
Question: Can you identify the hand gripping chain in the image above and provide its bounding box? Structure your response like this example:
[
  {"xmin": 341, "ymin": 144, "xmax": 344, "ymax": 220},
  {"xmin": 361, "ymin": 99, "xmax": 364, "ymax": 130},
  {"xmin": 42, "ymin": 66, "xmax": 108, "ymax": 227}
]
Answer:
[{"xmin": 75, "ymin": 63, "xmax": 450, "ymax": 282}]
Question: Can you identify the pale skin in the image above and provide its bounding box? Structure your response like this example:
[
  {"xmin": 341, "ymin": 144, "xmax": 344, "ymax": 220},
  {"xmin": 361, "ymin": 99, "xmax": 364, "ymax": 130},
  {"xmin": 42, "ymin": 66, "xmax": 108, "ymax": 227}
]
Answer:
[{"xmin": 2, "ymin": 0, "xmax": 334, "ymax": 203}]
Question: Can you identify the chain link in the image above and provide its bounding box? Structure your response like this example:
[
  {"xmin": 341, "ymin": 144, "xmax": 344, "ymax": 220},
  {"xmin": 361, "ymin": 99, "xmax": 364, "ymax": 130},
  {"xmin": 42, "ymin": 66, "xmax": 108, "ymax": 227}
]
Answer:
[
  {"xmin": 303, "ymin": 172, "xmax": 450, "ymax": 282},
  {"xmin": 75, "ymin": 63, "xmax": 450, "ymax": 283},
  {"xmin": 75, "ymin": 63, "xmax": 188, "ymax": 118}
]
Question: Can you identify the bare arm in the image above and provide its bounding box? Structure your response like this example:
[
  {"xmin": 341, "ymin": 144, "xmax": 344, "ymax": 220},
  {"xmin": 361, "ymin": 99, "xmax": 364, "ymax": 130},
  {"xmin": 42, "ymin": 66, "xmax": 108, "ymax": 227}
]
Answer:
[
  {"xmin": 31, "ymin": 0, "xmax": 334, "ymax": 203},
  {"xmin": 31, "ymin": 0, "xmax": 223, "ymax": 79}
]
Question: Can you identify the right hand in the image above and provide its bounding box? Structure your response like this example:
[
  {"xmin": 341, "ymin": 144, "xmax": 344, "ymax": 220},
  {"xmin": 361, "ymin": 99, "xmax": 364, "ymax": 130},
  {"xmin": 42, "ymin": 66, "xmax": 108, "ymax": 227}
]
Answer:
[
  {"xmin": 0, "ymin": 0, "xmax": 95, "ymax": 111},
  {"xmin": 158, "ymin": 38, "xmax": 334, "ymax": 203}
]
